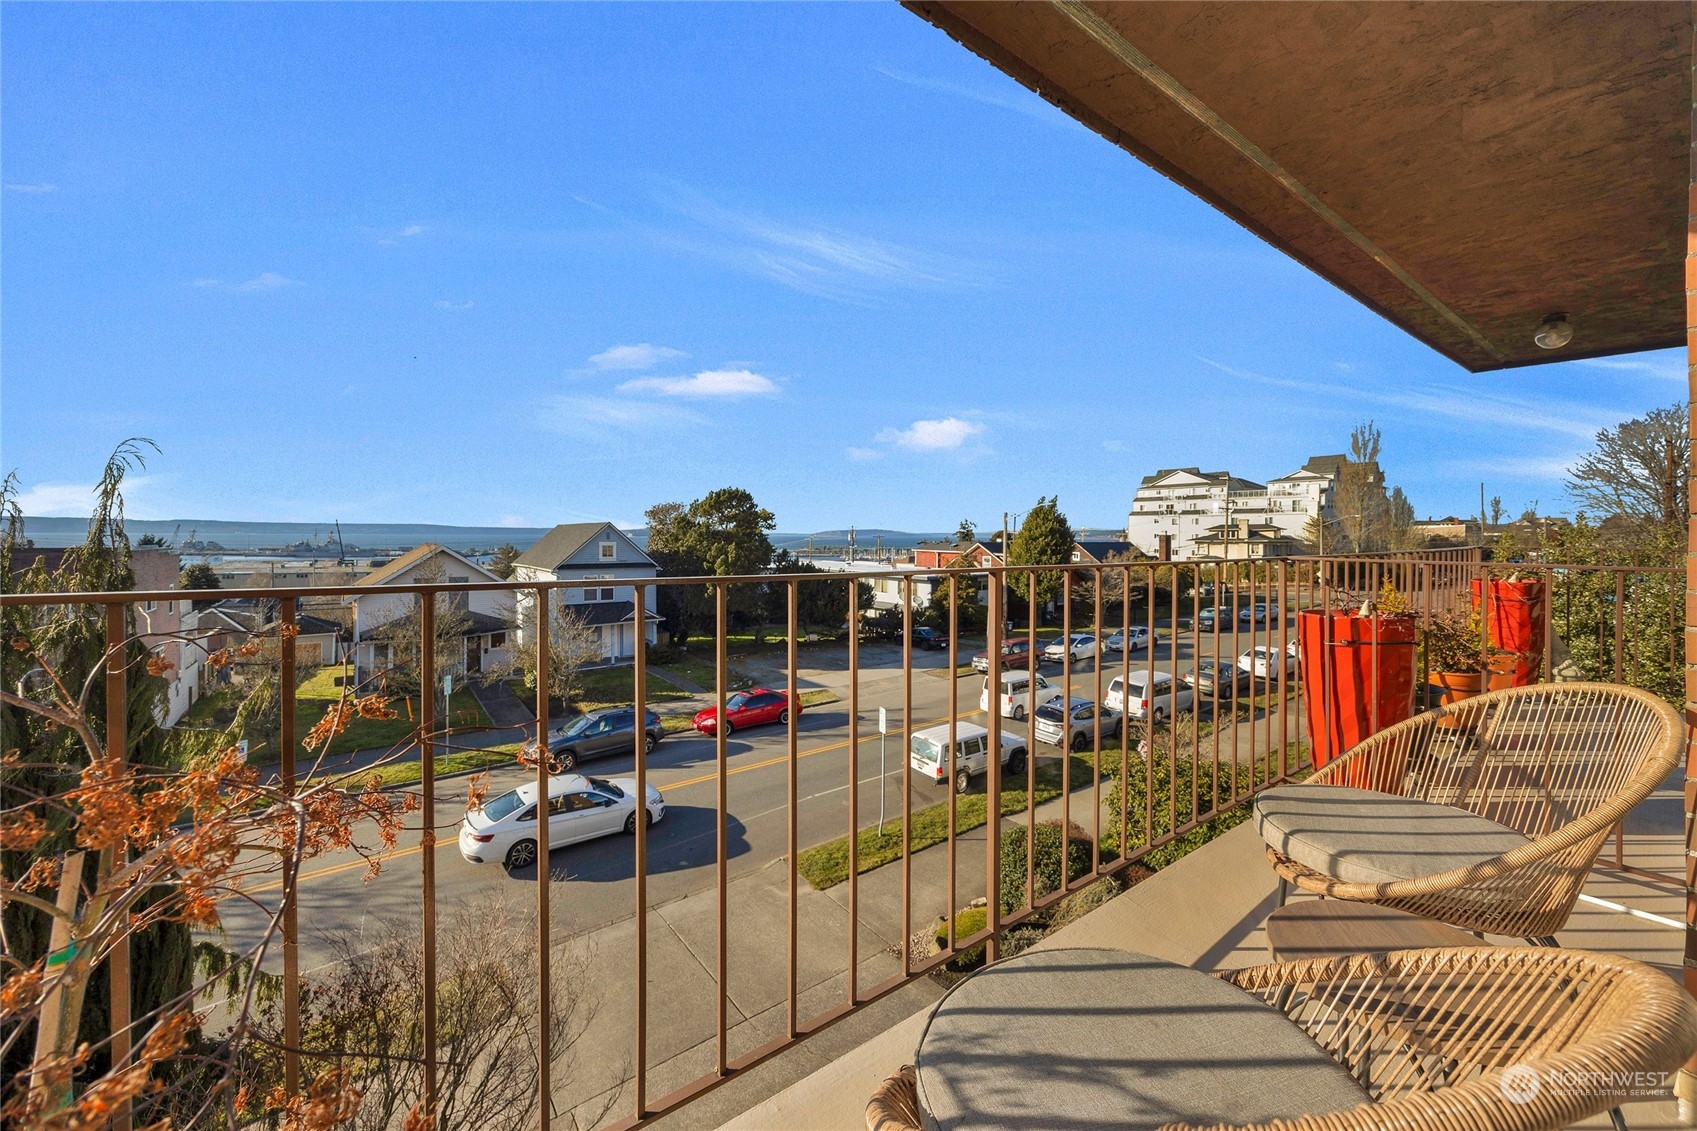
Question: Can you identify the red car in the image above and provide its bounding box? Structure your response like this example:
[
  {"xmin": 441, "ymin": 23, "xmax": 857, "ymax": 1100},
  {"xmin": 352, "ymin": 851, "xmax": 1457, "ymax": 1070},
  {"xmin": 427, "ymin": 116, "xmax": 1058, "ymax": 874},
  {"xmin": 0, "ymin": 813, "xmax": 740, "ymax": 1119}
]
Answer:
[{"xmin": 692, "ymin": 688, "xmax": 798, "ymax": 736}]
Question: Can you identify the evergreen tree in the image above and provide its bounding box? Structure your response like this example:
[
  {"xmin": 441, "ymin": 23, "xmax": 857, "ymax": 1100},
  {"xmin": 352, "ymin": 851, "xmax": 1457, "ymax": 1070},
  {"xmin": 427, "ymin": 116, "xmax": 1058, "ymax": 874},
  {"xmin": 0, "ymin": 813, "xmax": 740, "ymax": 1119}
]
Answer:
[{"xmin": 1006, "ymin": 496, "xmax": 1074, "ymax": 609}]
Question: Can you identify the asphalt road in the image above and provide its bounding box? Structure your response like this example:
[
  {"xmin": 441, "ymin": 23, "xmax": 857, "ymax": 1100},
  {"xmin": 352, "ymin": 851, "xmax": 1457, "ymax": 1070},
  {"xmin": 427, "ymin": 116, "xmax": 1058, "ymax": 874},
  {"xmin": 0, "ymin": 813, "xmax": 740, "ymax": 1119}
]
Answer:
[{"xmin": 216, "ymin": 616, "xmax": 1303, "ymax": 974}]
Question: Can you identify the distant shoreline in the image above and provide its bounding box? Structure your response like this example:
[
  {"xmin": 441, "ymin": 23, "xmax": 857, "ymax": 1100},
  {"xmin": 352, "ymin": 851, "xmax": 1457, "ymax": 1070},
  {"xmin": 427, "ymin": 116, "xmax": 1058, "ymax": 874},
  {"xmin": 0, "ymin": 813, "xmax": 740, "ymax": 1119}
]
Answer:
[{"xmin": 18, "ymin": 516, "xmax": 965, "ymax": 555}]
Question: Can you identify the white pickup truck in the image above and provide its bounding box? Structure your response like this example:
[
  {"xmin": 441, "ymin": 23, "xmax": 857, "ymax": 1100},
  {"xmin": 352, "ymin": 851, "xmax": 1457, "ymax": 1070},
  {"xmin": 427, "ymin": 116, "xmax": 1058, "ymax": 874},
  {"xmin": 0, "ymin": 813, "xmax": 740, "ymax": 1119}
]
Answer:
[{"xmin": 908, "ymin": 721, "xmax": 1029, "ymax": 793}]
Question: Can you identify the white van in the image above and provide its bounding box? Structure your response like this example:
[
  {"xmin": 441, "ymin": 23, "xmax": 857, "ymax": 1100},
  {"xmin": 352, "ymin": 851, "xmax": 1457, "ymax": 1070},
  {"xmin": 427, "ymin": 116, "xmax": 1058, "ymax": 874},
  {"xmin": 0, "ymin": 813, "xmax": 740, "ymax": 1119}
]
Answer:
[
  {"xmin": 978, "ymin": 671, "xmax": 1062, "ymax": 720},
  {"xmin": 908, "ymin": 721, "xmax": 1029, "ymax": 793},
  {"xmin": 1104, "ymin": 670, "xmax": 1194, "ymax": 720}
]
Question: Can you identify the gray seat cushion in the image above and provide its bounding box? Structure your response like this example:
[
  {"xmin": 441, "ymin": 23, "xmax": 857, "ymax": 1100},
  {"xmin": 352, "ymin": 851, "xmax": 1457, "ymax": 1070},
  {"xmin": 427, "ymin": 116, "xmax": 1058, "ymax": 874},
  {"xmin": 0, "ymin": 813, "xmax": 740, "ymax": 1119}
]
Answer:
[
  {"xmin": 915, "ymin": 948, "xmax": 1368, "ymax": 1130},
  {"xmin": 1255, "ymin": 784, "xmax": 1532, "ymax": 885}
]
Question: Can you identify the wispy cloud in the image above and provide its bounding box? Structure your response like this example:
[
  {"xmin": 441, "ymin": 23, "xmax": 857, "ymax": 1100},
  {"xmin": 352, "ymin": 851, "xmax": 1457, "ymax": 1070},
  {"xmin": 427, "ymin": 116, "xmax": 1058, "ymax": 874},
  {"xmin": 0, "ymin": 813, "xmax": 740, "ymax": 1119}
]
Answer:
[
  {"xmin": 589, "ymin": 343, "xmax": 686, "ymax": 371},
  {"xmin": 371, "ymin": 223, "xmax": 427, "ymax": 246},
  {"xmin": 190, "ymin": 272, "xmax": 299, "ymax": 293},
  {"xmin": 876, "ymin": 416, "xmax": 986, "ymax": 452},
  {"xmin": 618, "ymin": 368, "xmax": 778, "ymax": 398},
  {"xmin": 873, "ymin": 66, "xmax": 1075, "ymax": 130},
  {"xmin": 1196, "ymin": 356, "xmax": 1618, "ymax": 441},
  {"xmin": 237, "ymin": 271, "xmax": 297, "ymax": 292},
  {"xmin": 5, "ymin": 182, "xmax": 57, "ymax": 194},
  {"xmin": 656, "ymin": 186, "xmax": 990, "ymax": 301},
  {"xmin": 539, "ymin": 395, "xmax": 704, "ymax": 440},
  {"xmin": 435, "ymin": 299, "xmax": 475, "ymax": 311},
  {"xmin": 1576, "ymin": 355, "xmax": 1683, "ymax": 382},
  {"xmin": 16, "ymin": 477, "xmax": 157, "ymax": 517},
  {"xmin": 846, "ymin": 446, "xmax": 883, "ymax": 462},
  {"xmin": 1442, "ymin": 455, "xmax": 1579, "ymax": 480}
]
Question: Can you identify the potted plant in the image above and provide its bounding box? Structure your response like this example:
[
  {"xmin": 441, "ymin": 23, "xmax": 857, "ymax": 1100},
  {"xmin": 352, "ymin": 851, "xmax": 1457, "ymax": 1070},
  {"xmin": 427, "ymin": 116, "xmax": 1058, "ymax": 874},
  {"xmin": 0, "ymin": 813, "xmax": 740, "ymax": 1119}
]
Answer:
[{"xmin": 1420, "ymin": 605, "xmax": 1496, "ymax": 710}]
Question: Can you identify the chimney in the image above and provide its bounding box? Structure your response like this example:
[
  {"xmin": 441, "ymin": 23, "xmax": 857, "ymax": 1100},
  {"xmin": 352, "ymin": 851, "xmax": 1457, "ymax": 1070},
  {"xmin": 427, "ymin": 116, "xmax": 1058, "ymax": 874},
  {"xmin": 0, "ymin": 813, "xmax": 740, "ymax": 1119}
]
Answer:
[
  {"xmin": 1156, "ymin": 534, "xmax": 1172, "ymax": 562},
  {"xmin": 1238, "ymin": 518, "xmax": 1251, "ymax": 540}
]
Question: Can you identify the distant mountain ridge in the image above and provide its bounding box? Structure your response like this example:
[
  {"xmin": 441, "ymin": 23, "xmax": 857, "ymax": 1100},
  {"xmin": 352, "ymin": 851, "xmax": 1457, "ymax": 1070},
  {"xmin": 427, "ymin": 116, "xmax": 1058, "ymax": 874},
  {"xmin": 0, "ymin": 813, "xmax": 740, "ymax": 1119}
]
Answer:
[{"xmin": 20, "ymin": 516, "xmax": 959, "ymax": 555}]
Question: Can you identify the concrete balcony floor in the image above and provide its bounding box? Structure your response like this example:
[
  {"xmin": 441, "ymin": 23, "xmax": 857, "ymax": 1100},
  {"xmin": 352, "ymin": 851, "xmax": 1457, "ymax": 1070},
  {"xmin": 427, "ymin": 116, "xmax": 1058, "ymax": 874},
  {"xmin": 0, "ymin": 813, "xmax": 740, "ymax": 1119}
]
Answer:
[{"xmin": 714, "ymin": 781, "xmax": 1689, "ymax": 1131}]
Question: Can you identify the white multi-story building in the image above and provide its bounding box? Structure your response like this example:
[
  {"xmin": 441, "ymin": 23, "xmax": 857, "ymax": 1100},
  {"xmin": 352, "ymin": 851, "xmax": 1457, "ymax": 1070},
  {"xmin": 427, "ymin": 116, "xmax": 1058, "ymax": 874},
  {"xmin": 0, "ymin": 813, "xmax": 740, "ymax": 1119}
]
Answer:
[{"xmin": 1125, "ymin": 455, "xmax": 1354, "ymax": 560}]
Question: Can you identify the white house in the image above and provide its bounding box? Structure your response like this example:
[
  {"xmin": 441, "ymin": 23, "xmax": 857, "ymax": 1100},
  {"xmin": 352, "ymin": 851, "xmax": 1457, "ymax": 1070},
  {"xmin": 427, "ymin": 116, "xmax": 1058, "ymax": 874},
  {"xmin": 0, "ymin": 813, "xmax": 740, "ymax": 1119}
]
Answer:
[
  {"xmin": 1125, "ymin": 455, "xmax": 1350, "ymax": 560},
  {"xmin": 344, "ymin": 544, "xmax": 511, "ymax": 684},
  {"xmin": 511, "ymin": 523, "xmax": 661, "ymax": 662},
  {"xmin": 797, "ymin": 557, "xmax": 942, "ymax": 612}
]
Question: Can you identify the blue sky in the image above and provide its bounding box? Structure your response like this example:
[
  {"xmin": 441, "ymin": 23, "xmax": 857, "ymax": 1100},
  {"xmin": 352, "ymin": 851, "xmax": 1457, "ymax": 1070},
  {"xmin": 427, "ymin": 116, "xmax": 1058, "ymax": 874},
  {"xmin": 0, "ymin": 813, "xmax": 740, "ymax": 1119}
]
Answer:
[{"xmin": 3, "ymin": 3, "xmax": 1682, "ymax": 533}]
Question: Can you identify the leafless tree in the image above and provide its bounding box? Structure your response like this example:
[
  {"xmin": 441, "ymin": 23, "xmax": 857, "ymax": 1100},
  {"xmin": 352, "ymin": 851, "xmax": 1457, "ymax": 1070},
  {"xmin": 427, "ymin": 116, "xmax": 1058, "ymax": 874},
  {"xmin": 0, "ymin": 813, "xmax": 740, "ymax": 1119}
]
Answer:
[
  {"xmin": 1566, "ymin": 402, "xmax": 1689, "ymax": 530},
  {"xmin": 237, "ymin": 896, "xmax": 611, "ymax": 1131},
  {"xmin": 372, "ymin": 562, "xmax": 472, "ymax": 697},
  {"xmin": 495, "ymin": 593, "xmax": 604, "ymax": 711},
  {"xmin": 1334, "ymin": 421, "xmax": 1392, "ymax": 552}
]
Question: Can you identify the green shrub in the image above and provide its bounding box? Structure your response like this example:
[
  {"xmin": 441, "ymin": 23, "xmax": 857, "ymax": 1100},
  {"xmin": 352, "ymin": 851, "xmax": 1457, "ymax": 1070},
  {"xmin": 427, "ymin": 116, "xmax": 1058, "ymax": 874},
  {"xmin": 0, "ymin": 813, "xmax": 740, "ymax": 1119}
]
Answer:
[
  {"xmin": 998, "ymin": 819, "xmax": 1098, "ymax": 913},
  {"xmin": 935, "ymin": 905, "xmax": 989, "ymax": 969},
  {"xmin": 1101, "ymin": 740, "xmax": 1271, "ymax": 869},
  {"xmin": 1048, "ymin": 875, "xmax": 1123, "ymax": 933}
]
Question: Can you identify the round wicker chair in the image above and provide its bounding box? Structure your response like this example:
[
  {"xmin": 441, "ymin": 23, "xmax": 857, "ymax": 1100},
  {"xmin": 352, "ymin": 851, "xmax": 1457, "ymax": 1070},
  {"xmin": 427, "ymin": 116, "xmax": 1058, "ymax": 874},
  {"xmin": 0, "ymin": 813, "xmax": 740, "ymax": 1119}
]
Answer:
[
  {"xmin": 1259, "ymin": 681, "xmax": 1682, "ymax": 939},
  {"xmin": 867, "ymin": 946, "xmax": 1697, "ymax": 1131}
]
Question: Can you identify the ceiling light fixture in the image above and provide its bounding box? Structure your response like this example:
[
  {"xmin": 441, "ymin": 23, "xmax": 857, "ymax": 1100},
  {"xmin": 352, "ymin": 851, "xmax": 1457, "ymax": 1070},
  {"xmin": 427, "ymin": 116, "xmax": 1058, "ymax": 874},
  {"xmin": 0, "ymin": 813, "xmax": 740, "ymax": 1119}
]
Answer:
[{"xmin": 1533, "ymin": 313, "xmax": 1573, "ymax": 350}]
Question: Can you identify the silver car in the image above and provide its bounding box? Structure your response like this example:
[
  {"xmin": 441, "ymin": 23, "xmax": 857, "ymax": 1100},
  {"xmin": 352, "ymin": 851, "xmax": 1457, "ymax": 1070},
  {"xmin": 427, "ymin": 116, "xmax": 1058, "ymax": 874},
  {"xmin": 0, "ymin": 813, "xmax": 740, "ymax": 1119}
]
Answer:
[{"xmin": 1034, "ymin": 696, "xmax": 1124, "ymax": 751}]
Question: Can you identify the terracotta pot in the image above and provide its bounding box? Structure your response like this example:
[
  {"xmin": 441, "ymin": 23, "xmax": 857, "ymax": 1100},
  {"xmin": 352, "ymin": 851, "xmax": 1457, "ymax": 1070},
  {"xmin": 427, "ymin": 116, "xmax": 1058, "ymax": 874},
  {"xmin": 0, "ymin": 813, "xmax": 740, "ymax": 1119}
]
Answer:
[{"xmin": 1429, "ymin": 670, "xmax": 1484, "ymax": 727}]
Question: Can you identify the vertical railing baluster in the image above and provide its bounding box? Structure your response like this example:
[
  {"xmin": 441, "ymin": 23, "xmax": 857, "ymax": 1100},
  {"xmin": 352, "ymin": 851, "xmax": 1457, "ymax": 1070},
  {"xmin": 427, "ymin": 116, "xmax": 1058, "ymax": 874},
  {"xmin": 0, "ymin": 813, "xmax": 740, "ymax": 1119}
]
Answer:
[
  {"xmin": 1119, "ymin": 568, "xmax": 1131, "ymax": 856},
  {"xmin": 632, "ymin": 582, "xmax": 649, "ymax": 1119},
  {"xmin": 946, "ymin": 575, "xmax": 958, "ymax": 951},
  {"xmin": 105, "ymin": 602, "xmax": 132, "ymax": 1131},
  {"xmin": 1025, "ymin": 572, "xmax": 1037, "ymax": 910},
  {"xmin": 901, "ymin": 576, "xmax": 913, "ymax": 973},
  {"xmin": 846, "ymin": 578, "xmax": 860, "ymax": 1002},
  {"xmin": 985, "ymin": 573, "xmax": 1003, "ymax": 963},
  {"xmin": 715, "ymin": 583, "xmax": 729, "ymax": 1074},
  {"xmin": 1091, "ymin": 571, "xmax": 1103, "ymax": 876},
  {"xmin": 419, "ymin": 592, "xmax": 438, "ymax": 1119},
  {"xmin": 534, "ymin": 587, "xmax": 552, "ymax": 1131},
  {"xmin": 1060, "ymin": 568, "xmax": 1072, "ymax": 897},
  {"xmin": 279, "ymin": 596, "xmax": 300, "ymax": 1098},
  {"xmin": 786, "ymin": 580, "xmax": 799, "ymax": 1035}
]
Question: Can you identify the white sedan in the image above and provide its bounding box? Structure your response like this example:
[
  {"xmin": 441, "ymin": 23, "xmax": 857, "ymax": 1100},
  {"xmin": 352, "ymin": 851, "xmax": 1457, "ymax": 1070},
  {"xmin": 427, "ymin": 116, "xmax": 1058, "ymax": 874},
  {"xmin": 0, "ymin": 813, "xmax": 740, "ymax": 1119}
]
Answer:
[
  {"xmin": 1237, "ymin": 646, "xmax": 1296, "ymax": 682},
  {"xmin": 1043, "ymin": 633, "xmax": 1099, "ymax": 663},
  {"xmin": 459, "ymin": 774, "xmax": 665, "ymax": 870},
  {"xmin": 1104, "ymin": 626, "xmax": 1156, "ymax": 653}
]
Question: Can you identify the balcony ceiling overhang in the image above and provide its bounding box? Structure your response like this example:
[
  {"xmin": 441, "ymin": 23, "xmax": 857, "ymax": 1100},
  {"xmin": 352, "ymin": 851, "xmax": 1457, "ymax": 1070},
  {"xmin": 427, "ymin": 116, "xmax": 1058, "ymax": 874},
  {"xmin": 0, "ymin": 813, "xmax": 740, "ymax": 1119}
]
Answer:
[{"xmin": 902, "ymin": 1, "xmax": 1690, "ymax": 372}]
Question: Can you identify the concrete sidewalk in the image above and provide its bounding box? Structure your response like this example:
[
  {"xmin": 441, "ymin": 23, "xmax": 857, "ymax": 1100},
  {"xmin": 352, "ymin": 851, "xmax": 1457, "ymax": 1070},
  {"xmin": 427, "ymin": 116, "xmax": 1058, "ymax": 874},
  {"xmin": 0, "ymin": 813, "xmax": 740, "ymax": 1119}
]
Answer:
[{"xmin": 557, "ymin": 782, "xmax": 1103, "ymax": 1129}]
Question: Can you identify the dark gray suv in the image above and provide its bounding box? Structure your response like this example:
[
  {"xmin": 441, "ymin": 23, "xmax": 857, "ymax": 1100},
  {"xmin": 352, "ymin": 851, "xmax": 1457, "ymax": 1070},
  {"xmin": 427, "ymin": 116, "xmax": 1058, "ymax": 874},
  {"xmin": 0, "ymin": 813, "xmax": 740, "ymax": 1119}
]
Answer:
[{"xmin": 543, "ymin": 706, "xmax": 664, "ymax": 771}]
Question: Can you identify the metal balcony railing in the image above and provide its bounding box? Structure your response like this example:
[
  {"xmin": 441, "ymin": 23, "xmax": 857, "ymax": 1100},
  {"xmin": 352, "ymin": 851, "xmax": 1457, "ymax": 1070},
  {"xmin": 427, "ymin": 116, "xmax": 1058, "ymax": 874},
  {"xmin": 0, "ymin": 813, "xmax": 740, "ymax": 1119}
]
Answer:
[{"xmin": 2, "ymin": 547, "xmax": 1680, "ymax": 1131}]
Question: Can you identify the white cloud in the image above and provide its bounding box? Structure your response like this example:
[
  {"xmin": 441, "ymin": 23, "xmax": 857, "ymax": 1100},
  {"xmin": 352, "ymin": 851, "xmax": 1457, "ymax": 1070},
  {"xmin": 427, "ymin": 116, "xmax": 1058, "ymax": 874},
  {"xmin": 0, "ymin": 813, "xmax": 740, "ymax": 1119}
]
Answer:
[
  {"xmin": 540, "ymin": 395, "xmax": 705, "ymax": 439},
  {"xmin": 1102, "ymin": 439, "xmax": 1128, "ymax": 453},
  {"xmin": 236, "ymin": 271, "xmax": 297, "ymax": 292},
  {"xmin": 436, "ymin": 299, "xmax": 475, "ymax": 311},
  {"xmin": 877, "ymin": 416, "xmax": 985, "ymax": 452},
  {"xmin": 618, "ymin": 368, "xmax": 778, "ymax": 399},
  {"xmin": 1442, "ymin": 455, "xmax": 1579, "ymax": 480},
  {"xmin": 846, "ymin": 446, "xmax": 883, "ymax": 462},
  {"xmin": 193, "ymin": 272, "xmax": 297, "ymax": 292},
  {"xmin": 5, "ymin": 182, "xmax": 57, "ymax": 194},
  {"xmin": 400, "ymin": 224, "xmax": 425, "ymax": 238},
  {"xmin": 496, "ymin": 513, "xmax": 530, "ymax": 527},
  {"xmin": 16, "ymin": 477, "xmax": 159, "ymax": 517},
  {"xmin": 588, "ymin": 343, "xmax": 687, "ymax": 370}
]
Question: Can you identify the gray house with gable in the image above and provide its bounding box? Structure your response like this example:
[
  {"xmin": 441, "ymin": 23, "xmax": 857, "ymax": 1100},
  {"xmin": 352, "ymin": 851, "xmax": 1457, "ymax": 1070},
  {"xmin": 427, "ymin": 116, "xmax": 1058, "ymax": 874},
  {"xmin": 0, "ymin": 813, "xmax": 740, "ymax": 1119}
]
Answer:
[{"xmin": 510, "ymin": 522, "xmax": 662, "ymax": 662}]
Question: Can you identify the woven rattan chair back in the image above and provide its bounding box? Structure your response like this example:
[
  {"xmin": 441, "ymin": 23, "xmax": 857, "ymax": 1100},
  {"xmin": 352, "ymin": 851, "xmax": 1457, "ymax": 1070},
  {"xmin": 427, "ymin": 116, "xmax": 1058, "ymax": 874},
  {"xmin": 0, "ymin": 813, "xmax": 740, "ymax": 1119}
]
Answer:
[{"xmin": 1271, "ymin": 681, "xmax": 1682, "ymax": 937}]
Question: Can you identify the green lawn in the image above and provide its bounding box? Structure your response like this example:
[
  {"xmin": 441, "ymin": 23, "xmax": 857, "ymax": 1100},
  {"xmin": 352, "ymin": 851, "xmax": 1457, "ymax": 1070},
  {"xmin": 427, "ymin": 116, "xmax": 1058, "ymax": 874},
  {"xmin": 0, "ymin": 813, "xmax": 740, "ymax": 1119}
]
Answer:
[
  {"xmin": 652, "ymin": 652, "xmax": 753, "ymax": 693},
  {"xmin": 568, "ymin": 665, "xmax": 694, "ymax": 710},
  {"xmin": 344, "ymin": 744, "xmax": 516, "ymax": 789},
  {"xmin": 795, "ymin": 749, "xmax": 1105, "ymax": 890}
]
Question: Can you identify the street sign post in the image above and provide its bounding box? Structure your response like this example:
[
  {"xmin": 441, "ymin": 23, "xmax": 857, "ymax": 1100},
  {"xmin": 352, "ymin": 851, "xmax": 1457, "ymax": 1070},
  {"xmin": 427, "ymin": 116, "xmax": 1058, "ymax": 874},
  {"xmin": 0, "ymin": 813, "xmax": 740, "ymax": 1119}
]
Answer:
[{"xmin": 877, "ymin": 706, "xmax": 889, "ymax": 835}]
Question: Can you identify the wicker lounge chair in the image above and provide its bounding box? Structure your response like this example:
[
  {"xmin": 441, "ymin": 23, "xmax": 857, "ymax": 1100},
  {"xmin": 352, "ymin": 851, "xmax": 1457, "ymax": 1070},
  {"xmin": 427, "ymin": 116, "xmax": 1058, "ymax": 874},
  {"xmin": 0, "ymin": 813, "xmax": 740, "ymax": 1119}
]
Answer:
[
  {"xmin": 1254, "ymin": 681, "xmax": 1681, "ymax": 940},
  {"xmin": 867, "ymin": 946, "xmax": 1697, "ymax": 1131}
]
